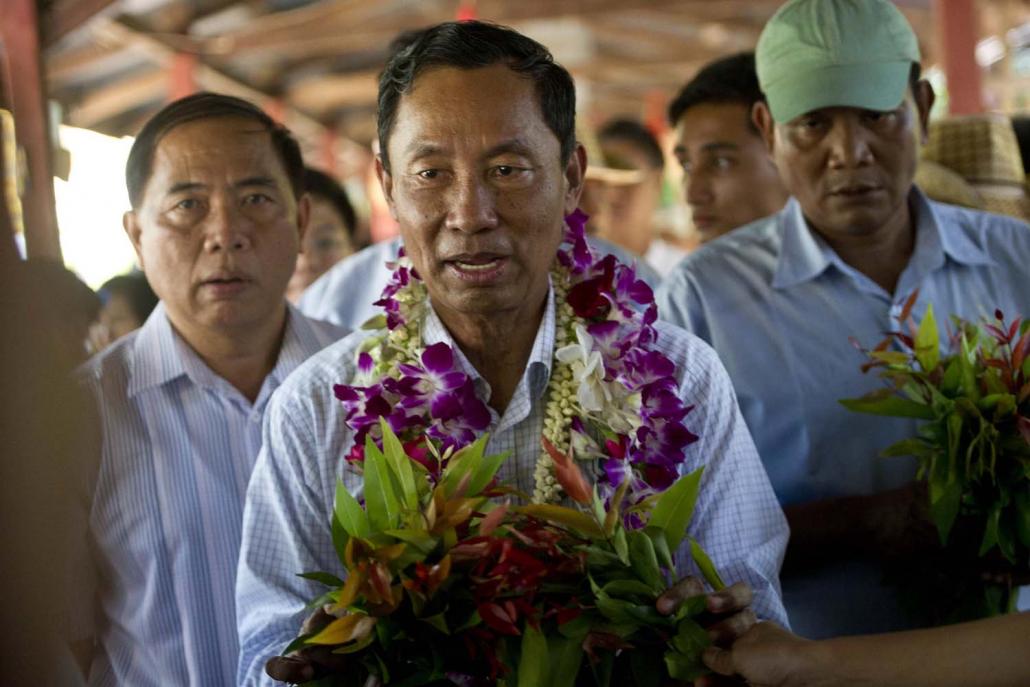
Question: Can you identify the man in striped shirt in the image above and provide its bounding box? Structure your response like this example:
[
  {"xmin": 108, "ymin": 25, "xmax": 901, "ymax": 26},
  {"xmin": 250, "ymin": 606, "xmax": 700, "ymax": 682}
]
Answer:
[{"xmin": 71, "ymin": 93, "xmax": 344, "ymax": 686}]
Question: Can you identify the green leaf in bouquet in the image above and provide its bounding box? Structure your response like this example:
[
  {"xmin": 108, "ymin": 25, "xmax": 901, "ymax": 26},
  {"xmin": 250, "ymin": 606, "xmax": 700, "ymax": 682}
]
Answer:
[
  {"xmin": 517, "ymin": 623, "xmax": 549, "ymax": 687},
  {"xmin": 914, "ymin": 303, "xmax": 940, "ymax": 373},
  {"xmin": 585, "ymin": 545, "xmax": 623, "ymax": 568},
  {"xmin": 466, "ymin": 448, "xmax": 509, "ymax": 498},
  {"xmin": 299, "ymin": 571, "xmax": 345, "ymax": 587},
  {"xmin": 941, "ymin": 356, "xmax": 963, "ymax": 395},
  {"xmin": 959, "ymin": 333, "xmax": 981, "ymax": 401},
  {"xmin": 627, "ymin": 530, "xmax": 664, "ymax": 593},
  {"xmin": 688, "ymin": 537, "xmax": 725, "ymax": 591},
  {"xmin": 360, "ymin": 313, "xmax": 388, "ymax": 331},
  {"xmin": 613, "ymin": 526, "xmax": 629, "ymax": 565},
  {"xmin": 557, "ymin": 614, "xmax": 592, "ymax": 639},
  {"xmin": 364, "ymin": 434, "xmax": 401, "ymax": 530},
  {"xmin": 649, "ymin": 467, "xmax": 703, "ymax": 554},
  {"xmin": 332, "ymin": 514, "xmax": 350, "ymax": 568},
  {"xmin": 646, "ymin": 526, "xmax": 675, "ymax": 573},
  {"xmin": 419, "ymin": 611, "xmax": 450, "ymax": 634},
  {"xmin": 516, "ymin": 504, "xmax": 605, "ymax": 538},
  {"xmin": 440, "ymin": 434, "xmax": 486, "ymax": 496},
  {"xmin": 378, "ymin": 418, "xmax": 418, "ymax": 511},
  {"xmin": 335, "ymin": 480, "xmax": 370, "ymax": 539},
  {"xmin": 663, "ymin": 650, "xmax": 707, "ymax": 683},
  {"xmin": 331, "ymin": 630, "xmax": 376, "ymax": 655},
  {"xmin": 839, "ymin": 391, "xmax": 934, "ymax": 419},
  {"xmin": 547, "ymin": 635, "xmax": 584, "ymax": 687},
  {"xmin": 880, "ymin": 438, "xmax": 932, "ymax": 459},
  {"xmin": 382, "ymin": 529, "xmax": 438, "ymax": 553},
  {"xmin": 601, "ymin": 579, "xmax": 658, "ymax": 598},
  {"xmin": 663, "ymin": 619, "xmax": 711, "ymax": 683},
  {"xmin": 281, "ymin": 631, "xmax": 316, "ymax": 656},
  {"xmin": 929, "ymin": 478, "xmax": 962, "ymax": 545},
  {"xmin": 673, "ymin": 594, "xmax": 707, "ymax": 620}
]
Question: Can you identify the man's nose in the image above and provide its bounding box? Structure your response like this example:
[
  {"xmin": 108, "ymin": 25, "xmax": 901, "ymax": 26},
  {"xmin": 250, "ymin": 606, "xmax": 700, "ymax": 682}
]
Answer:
[
  {"xmin": 827, "ymin": 117, "xmax": 873, "ymax": 169},
  {"xmin": 686, "ymin": 171, "xmax": 713, "ymax": 207},
  {"xmin": 203, "ymin": 201, "xmax": 252, "ymax": 252},
  {"xmin": 445, "ymin": 174, "xmax": 499, "ymax": 234}
]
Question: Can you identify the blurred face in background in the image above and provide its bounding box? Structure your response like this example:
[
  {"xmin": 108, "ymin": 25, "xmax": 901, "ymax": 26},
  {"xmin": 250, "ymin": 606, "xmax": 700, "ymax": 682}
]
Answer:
[
  {"xmin": 287, "ymin": 194, "xmax": 355, "ymax": 301},
  {"xmin": 673, "ymin": 102, "xmax": 787, "ymax": 242},
  {"xmin": 597, "ymin": 137, "xmax": 663, "ymax": 256}
]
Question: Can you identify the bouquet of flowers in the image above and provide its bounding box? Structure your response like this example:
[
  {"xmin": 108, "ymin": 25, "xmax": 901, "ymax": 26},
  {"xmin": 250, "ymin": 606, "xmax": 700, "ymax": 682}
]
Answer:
[
  {"xmin": 277, "ymin": 211, "xmax": 725, "ymax": 685},
  {"xmin": 282, "ymin": 420, "xmax": 721, "ymax": 686},
  {"xmin": 841, "ymin": 292, "xmax": 1030, "ymax": 619}
]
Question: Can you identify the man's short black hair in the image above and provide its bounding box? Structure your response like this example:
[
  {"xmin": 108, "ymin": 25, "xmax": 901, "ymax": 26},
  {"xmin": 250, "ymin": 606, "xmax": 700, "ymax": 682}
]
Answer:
[
  {"xmin": 377, "ymin": 20, "xmax": 576, "ymax": 172},
  {"xmin": 125, "ymin": 92, "xmax": 304, "ymax": 209},
  {"xmin": 598, "ymin": 119, "xmax": 664, "ymax": 171},
  {"xmin": 303, "ymin": 167, "xmax": 357, "ymax": 237},
  {"xmin": 667, "ymin": 52, "xmax": 763, "ymax": 132}
]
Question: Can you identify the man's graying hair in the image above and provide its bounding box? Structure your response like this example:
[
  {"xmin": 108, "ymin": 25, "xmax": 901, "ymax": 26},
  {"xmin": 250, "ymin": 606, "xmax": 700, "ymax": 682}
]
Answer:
[{"xmin": 377, "ymin": 21, "xmax": 577, "ymax": 172}]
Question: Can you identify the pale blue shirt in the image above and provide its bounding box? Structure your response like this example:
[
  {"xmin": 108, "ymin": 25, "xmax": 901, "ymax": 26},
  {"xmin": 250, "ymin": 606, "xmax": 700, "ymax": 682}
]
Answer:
[
  {"xmin": 72, "ymin": 303, "xmax": 344, "ymax": 687},
  {"xmin": 657, "ymin": 189, "xmax": 1030, "ymax": 637},
  {"xmin": 297, "ymin": 235, "xmax": 662, "ymax": 330},
  {"xmin": 237, "ymin": 288, "xmax": 788, "ymax": 685}
]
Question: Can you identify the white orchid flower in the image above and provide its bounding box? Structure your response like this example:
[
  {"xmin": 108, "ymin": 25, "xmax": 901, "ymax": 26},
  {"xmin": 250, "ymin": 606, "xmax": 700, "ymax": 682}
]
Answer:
[{"xmin": 556, "ymin": 324, "xmax": 611, "ymax": 413}]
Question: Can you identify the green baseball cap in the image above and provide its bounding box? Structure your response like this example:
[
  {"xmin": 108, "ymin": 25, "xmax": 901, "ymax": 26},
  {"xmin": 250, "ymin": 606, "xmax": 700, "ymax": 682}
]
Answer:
[{"xmin": 756, "ymin": 0, "xmax": 921, "ymax": 123}]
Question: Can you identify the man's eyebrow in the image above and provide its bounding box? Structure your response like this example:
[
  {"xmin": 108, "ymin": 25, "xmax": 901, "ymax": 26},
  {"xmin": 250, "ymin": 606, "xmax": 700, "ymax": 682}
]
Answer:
[
  {"xmin": 234, "ymin": 176, "xmax": 277, "ymax": 189},
  {"xmin": 405, "ymin": 143, "xmax": 446, "ymax": 161},
  {"xmin": 167, "ymin": 181, "xmax": 206, "ymax": 195},
  {"xmin": 700, "ymin": 142, "xmax": 739, "ymax": 153}
]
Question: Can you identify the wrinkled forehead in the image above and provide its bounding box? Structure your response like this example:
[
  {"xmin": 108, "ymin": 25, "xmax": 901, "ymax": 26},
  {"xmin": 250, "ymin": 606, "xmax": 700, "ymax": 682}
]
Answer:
[{"xmin": 389, "ymin": 65, "xmax": 557, "ymax": 161}]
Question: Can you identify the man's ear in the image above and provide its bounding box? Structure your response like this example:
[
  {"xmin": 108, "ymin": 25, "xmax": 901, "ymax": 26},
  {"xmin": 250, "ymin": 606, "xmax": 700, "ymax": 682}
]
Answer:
[
  {"xmin": 374, "ymin": 155, "xmax": 398, "ymax": 220},
  {"xmin": 295, "ymin": 192, "xmax": 311, "ymax": 251},
  {"xmin": 752, "ymin": 101, "xmax": 776, "ymax": 155},
  {"xmin": 563, "ymin": 142, "xmax": 588, "ymax": 216},
  {"xmin": 913, "ymin": 79, "xmax": 936, "ymax": 145},
  {"xmin": 123, "ymin": 211, "xmax": 145, "ymax": 269}
]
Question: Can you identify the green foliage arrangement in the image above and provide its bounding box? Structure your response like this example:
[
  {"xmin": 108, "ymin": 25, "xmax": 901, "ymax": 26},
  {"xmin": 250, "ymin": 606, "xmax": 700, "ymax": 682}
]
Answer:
[
  {"xmin": 281, "ymin": 420, "xmax": 725, "ymax": 686},
  {"xmin": 842, "ymin": 293, "xmax": 1030, "ymax": 618}
]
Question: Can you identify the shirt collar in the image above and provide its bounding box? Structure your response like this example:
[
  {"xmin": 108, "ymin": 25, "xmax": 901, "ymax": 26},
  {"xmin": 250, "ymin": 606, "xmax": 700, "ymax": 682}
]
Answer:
[
  {"xmin": 772, "ymin": 187, "xmax": 997, "ymax": 291},
  {"xmin": 127, "ymin": 301, "xmax": 314, "ymax": 403},
  {"xmin": 422, "ymin": 282, "xmax": 556, "ymax": 403}
]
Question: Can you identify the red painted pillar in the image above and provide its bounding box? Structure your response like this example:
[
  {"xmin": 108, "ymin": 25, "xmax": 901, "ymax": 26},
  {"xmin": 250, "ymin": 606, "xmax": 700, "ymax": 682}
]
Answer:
[
  {"xmin": 168, "ymin": 52, "xmax": 198, "ymax": 101},
  {"xmin": 0, "ymin": 0, "xmax": 62, "ymax": 260},
  {"xmin": 935, "ymin": 0, "xmax": 984, "ymax": 114}
]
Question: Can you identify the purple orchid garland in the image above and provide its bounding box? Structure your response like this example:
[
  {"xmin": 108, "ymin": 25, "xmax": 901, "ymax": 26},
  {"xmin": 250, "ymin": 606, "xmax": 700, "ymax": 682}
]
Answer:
[{"xmin": 334, "ymin": 209, "xmax": 699, "ymax": 513}]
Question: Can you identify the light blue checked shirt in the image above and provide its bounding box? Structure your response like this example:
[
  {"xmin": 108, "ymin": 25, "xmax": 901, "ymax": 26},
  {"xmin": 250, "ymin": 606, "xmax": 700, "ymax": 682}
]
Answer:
[
  {"xmin": 72, "ymin": 303, "xmax": 344, "ymax": 687},
  {"xmin": 657, "ymin": 188, "xmax": 1030, "ymax": 638},
  {"xmin": 237, "ymin": 287, "xmax": 788, "ymax": 685},
  {"xmin": 297, "ymin": 235, "xmax": 663, "ymax": 331}
]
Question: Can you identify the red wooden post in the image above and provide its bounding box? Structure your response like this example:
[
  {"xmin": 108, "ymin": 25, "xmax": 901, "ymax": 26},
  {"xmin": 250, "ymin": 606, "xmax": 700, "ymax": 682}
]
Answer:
[
  {"xmin": 0, "ymin": 0, "xmax": 62, "ymax": 260},
  {"xmin": 168, "ymin": 52, "xmax": 199, "ymax": 101},
  {"xmin": 935, "ymin": 0, "xmax": 984, "ymax": 114}
]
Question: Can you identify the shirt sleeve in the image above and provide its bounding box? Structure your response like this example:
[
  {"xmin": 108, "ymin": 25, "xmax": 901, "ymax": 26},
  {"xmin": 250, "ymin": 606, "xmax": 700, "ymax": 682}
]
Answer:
[
  {"xmin": 668, "ymin": 331, "xmax": 790, "ymax": 627},
  {"xmin": 235, "ymin": 382, "xmax": 348, "ymax": 686}
]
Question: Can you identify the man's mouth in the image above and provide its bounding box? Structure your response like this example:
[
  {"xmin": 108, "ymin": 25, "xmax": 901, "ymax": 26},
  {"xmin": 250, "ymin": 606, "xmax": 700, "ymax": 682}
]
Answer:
[
  {"xmin": 444, "ymin": 253, "xmax": 508, "ymax": 281},
  {"xmin": 829, "ymin": 182, "xmax": 881, "ymax": 197}
]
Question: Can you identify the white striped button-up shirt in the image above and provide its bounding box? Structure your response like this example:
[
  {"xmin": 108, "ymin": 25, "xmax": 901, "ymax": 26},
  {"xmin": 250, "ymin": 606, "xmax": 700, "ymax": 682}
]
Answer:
[
  {"xmin": 73, "ymin": 303, "xmax": 344, "ymax": 687},
  {"xmin": 236, "ymin": 289, "xmax": 789, "ymax": 685}
]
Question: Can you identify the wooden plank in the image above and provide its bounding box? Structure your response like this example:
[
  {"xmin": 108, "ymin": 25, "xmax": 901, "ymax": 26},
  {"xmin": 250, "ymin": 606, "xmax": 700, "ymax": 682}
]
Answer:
[{"xmin": 67, "ymin": 69, "xmax": 167, "ymax": 128}]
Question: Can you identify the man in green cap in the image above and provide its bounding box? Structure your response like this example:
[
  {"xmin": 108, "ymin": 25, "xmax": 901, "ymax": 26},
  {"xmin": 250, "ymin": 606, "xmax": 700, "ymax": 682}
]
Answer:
[{"xmin": 657, "ymin": 0, "xmax": 1030, "ymax": 638}]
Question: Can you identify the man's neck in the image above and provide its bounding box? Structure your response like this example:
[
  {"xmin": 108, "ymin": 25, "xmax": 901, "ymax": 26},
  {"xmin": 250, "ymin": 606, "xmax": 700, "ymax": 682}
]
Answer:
[
  {"xmin": 171, "ymin": 305, "xmax": 288, "ymax": 404},
  {"xmin": 815, "ymin": 200, "xmax": 916, "ymax": 295},
  {"xmin": 435, "ymin": 296, "xmax": 547, "ymax": 415}
]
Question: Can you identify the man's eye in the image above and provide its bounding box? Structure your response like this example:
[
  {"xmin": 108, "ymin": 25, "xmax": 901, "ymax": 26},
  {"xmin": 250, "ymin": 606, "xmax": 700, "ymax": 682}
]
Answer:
[
  {"xmin": 417, "ymin": 169, "xmax": 439, "ymax": 180},
  {"xmin": 496, "ymin": 165, "xmax": 514, "ymax": 176},
  {"xmin": 713, "ymin": 156, "xmax": 733, "ymax": 170},
  {"xmin": 243, "ymin": 193, "xmax": 272, "ymax": 205},
  {"xmin": 175, "ymin": 198, "xmax": 200, "ymax": 210}
]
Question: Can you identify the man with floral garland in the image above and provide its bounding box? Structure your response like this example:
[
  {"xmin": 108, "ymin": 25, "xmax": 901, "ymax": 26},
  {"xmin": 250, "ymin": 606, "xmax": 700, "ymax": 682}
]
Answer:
[
  {"xmin": 236, "ymin": 21, "xmax": 788, "ymax": 685},
  {"xmin": 657, "ymin": 0, "xmax": 1030, "ymax": 640}
]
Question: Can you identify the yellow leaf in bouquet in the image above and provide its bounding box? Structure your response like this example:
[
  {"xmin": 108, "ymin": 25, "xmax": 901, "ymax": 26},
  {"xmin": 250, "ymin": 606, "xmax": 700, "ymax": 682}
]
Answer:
[
  {"xmin": 308, "ymin": 613, "xmax": 377, "ymax": 646},
  {"xmin": 331, "ymin": 569, "xmax": 364, "ymax": 611}
]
